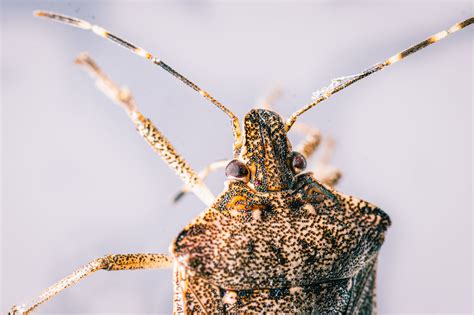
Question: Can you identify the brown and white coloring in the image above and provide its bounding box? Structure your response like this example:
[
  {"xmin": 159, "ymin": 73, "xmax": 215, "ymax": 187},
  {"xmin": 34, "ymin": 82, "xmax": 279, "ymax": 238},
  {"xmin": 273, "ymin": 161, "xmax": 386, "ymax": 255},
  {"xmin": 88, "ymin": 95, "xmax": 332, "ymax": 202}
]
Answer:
[{"xmin": 8, "ymin": 11, "xmax": 473, "ymax": 315}]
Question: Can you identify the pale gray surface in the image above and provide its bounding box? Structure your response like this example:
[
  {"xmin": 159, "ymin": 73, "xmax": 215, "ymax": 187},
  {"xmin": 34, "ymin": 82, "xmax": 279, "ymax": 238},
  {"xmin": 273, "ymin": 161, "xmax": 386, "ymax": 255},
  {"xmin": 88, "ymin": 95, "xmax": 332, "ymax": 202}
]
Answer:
[{"xmin": 1, "ymin": 1, "xmax": 472, "ymax": 314}]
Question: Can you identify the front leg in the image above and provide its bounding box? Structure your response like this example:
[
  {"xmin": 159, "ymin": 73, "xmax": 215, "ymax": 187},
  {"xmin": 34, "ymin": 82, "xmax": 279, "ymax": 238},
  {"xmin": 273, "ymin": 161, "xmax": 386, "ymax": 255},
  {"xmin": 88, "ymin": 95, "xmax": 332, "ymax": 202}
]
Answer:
[
  {"xmin": 75, "ymin": 53, "xmax": 214, "ymax": 206},
  {"xmin": 9, "ymin": 254, "xmax": 172, "ymax": 315}
]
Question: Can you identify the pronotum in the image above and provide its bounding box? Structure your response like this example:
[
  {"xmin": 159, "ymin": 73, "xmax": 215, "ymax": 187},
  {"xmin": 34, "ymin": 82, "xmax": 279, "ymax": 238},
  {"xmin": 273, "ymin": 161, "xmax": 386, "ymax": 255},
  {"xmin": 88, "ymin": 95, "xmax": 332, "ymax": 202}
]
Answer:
[{"xmin": 7, "ymin": 8, "xmax": 472, "ymax": 314}]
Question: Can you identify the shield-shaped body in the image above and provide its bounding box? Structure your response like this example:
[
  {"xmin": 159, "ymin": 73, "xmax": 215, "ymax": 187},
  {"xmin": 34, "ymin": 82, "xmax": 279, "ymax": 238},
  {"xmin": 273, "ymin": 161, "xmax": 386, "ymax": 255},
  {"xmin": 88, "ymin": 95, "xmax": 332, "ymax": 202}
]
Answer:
[{"xmin": 172, "ymin": 109, "xmax": 391, "ymax": 314}]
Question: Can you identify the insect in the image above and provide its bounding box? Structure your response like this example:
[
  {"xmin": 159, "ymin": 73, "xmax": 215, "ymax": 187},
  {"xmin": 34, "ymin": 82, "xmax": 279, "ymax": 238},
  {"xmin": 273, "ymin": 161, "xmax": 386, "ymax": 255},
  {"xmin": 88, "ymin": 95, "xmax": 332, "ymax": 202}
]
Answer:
[{"xmin": 8, "ymin": 10, "xmax": 472, "ymax": 314}]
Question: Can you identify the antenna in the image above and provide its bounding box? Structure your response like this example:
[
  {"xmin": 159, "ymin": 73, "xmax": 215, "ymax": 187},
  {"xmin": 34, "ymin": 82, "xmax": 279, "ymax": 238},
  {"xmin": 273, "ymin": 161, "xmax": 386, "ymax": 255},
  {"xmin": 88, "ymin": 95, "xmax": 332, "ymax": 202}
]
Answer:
[{"xmin": 285, "ymin": 17, "xmax": 473, "ymax": 131}]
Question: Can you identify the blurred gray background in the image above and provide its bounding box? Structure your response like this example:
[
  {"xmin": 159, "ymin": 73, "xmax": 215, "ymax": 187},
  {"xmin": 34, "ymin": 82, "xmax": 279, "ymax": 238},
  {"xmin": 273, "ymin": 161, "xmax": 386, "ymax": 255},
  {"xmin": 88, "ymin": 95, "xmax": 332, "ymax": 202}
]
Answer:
[{"xmin": 1, "ymin": 1, "xmax": 472, "ymax": 314}]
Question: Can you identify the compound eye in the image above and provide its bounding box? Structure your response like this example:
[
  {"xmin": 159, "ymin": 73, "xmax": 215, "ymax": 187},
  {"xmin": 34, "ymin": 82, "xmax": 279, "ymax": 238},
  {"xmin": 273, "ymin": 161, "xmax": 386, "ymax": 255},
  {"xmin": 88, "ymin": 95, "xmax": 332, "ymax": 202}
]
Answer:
[
  {"xmin": 291, "ymin": 151, "xmax": 307, "ymax": 173},
  {"xmin": 225, "ymin": 160, "xmax": 249, "ymax": 181}
]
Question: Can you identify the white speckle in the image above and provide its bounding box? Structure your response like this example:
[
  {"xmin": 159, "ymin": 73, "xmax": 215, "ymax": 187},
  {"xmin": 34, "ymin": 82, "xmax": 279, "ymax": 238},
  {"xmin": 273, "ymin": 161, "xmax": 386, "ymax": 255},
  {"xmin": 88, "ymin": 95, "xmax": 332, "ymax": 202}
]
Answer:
[
  {"xmin": 252, "ymin": 209, "xmax": 262, "ymax": 222},
  {"xmin": 431, "ymin": 30, "xmax": 447, "ymax": 42},
  {"xmin": 176, "ymin": 254, "xmax": 189, "ymax": 265},
  {"xmin": 77, "ymin": 20, "xmax": 92, "ymax": 30},
  {"xmin": 289, "ymin": 286, "xmax": 303, "ymax": 295},
  {"xmin": 347, "ymin": 278, "xmax": 353, "ymax": 289},
  {"xmin": 135, "ymin": 47, "xmax": 150, "ymax": 58},
  {"xmin": 229, "ymin": 209, "xmax": 241, "ymax": 217},
  {"xmin": 386, "ymin": 53, "xmax": 402, "ymax": 65},
  {"xmin": 448, "ymin": 23, "xmax": 462, "ymax": 33},
  {"xmin": 312, "ymin": 74, "xmax": 359, "ymax": 100},
  {"xmin": 129, "ymin": 111, "xmax": 139, "ymax": 120},
  {"xmin": 302, "ymin": 204, "xmax": 316, "ymax": 215},
  {"xmin": 223, "ymin": 291, "xmax": 237, "ymax": 304},
  {"xmin": 91, "ymin": 25, "xmax": 107, "ymax": 37}
]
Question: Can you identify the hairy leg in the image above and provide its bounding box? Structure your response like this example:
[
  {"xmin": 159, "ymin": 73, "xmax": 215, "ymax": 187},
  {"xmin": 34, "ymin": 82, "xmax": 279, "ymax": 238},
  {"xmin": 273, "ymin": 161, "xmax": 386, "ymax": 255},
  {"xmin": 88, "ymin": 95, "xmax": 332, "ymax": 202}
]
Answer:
[
  {"xmin": 9, "ymin": 254, "xmax": 172, "ymax": 315},
  {"xmin": 75, "ymin": 53, "xmax": 214, "ymax": 205},
  {"xmin": 313, "ymin": 137, "xmax": 342, "ymax": 187}
]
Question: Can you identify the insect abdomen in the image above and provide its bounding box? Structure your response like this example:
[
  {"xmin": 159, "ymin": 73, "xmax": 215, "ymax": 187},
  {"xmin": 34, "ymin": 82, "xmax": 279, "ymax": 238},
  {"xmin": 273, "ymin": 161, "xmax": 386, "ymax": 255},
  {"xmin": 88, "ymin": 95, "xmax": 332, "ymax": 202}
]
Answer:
[{"xmin": 174, "ymin": 261, "xmax": 378, "ymax": 314}]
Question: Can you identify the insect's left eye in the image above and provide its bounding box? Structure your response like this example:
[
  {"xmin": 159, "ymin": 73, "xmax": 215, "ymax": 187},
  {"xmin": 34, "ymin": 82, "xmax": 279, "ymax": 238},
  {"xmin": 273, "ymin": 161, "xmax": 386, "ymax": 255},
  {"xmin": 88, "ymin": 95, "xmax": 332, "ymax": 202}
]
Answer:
[
  {"xmin": 291, "ymin": 151, "xmax": 307, "ymax": 173},
  {"xmin": 225, "ymin": 159, "xmax": 249, "ymax": 182}
]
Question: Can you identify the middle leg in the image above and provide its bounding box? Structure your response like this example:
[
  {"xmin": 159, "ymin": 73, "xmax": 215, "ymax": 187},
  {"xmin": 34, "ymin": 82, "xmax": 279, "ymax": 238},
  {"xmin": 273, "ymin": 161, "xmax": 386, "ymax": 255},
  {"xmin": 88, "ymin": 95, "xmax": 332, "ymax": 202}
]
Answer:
[{"xmin": 173, "ymin": 159, "xmax": 230, "ymax": 203}]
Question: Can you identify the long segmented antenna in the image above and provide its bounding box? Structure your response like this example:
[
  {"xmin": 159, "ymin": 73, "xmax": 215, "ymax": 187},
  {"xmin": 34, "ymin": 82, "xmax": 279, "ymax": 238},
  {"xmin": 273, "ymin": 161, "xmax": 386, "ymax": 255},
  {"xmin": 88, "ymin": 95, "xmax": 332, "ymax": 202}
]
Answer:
[
  {"xmin": 34, "ymin": 10, "xmax": 243, "ymax": 155},
  {"xmin": 285, "ymin": 17, "xmax": 474, "ymax": 131}
]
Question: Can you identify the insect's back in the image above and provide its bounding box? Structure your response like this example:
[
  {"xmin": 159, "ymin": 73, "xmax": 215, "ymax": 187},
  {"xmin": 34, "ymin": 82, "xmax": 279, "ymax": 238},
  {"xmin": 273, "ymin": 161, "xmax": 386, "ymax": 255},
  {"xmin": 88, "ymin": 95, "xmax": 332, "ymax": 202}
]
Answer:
[
  {"xmin": 172, "ymin": 173, "xmax": 390, "ymax": 313},
  {"xmin": 176, "ymin": 257, "xmax": 378, "ymax": 313},
  {"xmin": 171, "ymin": 110, "xmax": 390, "ymax": 313}
]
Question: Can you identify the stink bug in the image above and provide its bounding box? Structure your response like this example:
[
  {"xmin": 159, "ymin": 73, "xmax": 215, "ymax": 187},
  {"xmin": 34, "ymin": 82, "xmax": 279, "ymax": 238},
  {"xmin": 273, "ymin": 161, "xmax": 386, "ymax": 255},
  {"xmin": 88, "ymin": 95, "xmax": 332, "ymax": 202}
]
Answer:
[{"xmin": 5, "ymin": 6, "xmax": 472, "ymax": 314}]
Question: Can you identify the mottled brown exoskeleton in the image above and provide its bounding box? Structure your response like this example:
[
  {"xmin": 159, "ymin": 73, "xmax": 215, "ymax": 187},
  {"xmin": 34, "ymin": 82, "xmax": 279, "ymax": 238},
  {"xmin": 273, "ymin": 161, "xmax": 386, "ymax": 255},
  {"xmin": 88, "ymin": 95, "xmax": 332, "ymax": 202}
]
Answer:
[{"xmin": 9, "ymin": 11, "xmax": 473, "ymax": 314}]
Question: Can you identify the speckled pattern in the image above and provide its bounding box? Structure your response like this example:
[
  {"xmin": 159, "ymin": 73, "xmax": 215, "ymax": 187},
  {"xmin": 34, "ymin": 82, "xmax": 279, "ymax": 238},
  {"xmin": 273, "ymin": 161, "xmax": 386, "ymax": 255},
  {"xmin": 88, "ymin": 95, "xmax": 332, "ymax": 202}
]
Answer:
[
  {"xmin": 9, "ymin": 12, "xmax": 473, "ymax": 314},
  {"xmin": 172, "ymin": 110, "xmax": 391, "ymax": 313},
  {"xmin": 131, "ymin": 111, "xmax": 200, "ymax": 187},
  {"xmin": 9, "ymin": 254, "xmax": 172, "ymax": 315}
]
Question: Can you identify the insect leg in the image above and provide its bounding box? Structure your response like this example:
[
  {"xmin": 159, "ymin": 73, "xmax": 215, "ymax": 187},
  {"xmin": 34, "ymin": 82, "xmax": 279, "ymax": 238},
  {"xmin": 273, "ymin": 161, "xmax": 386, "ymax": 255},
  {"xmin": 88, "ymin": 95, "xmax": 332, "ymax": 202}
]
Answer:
[
  {"xmin": 173, "ymin": 159, "xmax": 231, "ymax": 203},
  {"xmin": 293, "ymin": 122, "xmax": 322, "ymax": 160},
  {"xmin": 255, "ymin": 86, "xmax": 283, "ymax": 110},
  {"xmin": 312, "ymin": 137, "xmax": 342, "ymax": 187},
  {"xmin": 9, "ymin": 254, "xmax": 172, "ymax": 315},
  {"xmin": 255, "ymin": 87, "xmax": 338, "ymax": 184},
  {"xmin": 75, "ymin": 53, "xmax": 214, "ymax": 206},
  {"xmin": 292, "ymin": 123, "xmax": 340, "ymax": 186}
]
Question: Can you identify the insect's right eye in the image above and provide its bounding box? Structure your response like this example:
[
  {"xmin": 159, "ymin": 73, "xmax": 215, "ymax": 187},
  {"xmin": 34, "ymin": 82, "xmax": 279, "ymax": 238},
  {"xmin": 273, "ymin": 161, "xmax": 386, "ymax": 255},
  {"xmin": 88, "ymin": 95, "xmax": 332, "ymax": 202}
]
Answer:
[{"xmin": 225, "ymin": 160, "xmax": 249, "ymax": 182}]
